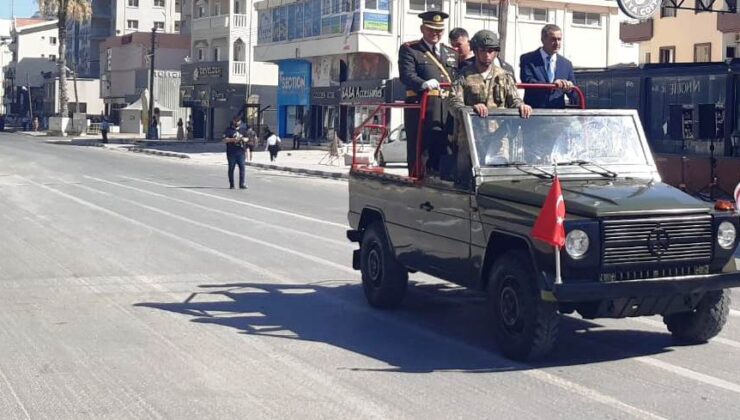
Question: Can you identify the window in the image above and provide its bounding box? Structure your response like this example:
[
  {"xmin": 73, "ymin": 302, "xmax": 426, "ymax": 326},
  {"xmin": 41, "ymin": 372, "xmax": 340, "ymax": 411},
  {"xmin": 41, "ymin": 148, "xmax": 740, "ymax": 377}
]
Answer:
[
  {"xmin": 197, "ymin": 5, "xmax": 206, "ymax": 17},
  {"xmin": 694, "ymin": 43, "xmax": 711, "ymax": 62},
  {"xmin": 154, "ymin": 21, "xmax": 165, "ymax": 30},
  {"xmin": 519, "ymin": 7, "xmax": 548, "ymax": 22},
  {"xmin": 727, "ymin": 46, "xmax": 736, "ymax": 59},
  {"xmin": 659, "ymin": 46, "xmax": 675, "ymax": 63},
  {"xmin": 49, "ymin": 36, "xmax": 57, "ymax": 45},
  {"xmin": 197, "ymin": 48, "xmax": 204, "ymax": 61},
  {"xmin": 409, "ymin": 0, "xmax": 443, "ymax": 12},
  {"xmin": 127, "ymin": 20, "xmax": 139, "ymax": 29},
  {"xmin": 154, "ymin": 0, "xmax": 165, "ymax": 7},
  {"xmin": 644, "ymin": 52, "xmax": 651, "ymax": 64},
  {"xmin": 174, "ymin": 21, "xmax": 181, "ymax": 32},
  {"xmin": 49, "ymin": 54, "xmax": 56, "ymax": 61},
  {"xmin": 572, "ymin": 11, "xmax": 601, "ymax": 26},
  {"xmin": 695, "ymin": 0, "xmax": 711, "ymax": 13},
  {"xmin": 660, "ymin": 4, "xmax": 677, "ymax": 18},
  {"xmin": 466, "ymin": 0, "xmax": 499, "ymax": 18},
  {"xmin": 128, "ymin": 0, "xmax": 139, "ymax": 7},
  {"xmin": 175, "ymin": 0, "xmax": 181, "ymax": 13},
  {"xmin": 214, "ymin": 47, "xmax": 221, "ymax": 61}
]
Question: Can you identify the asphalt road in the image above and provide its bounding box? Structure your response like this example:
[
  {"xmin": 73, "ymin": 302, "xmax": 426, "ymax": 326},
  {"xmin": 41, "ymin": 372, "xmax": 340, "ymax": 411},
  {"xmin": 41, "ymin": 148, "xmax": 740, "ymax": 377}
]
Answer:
[{"xmin": 1, "ymin": 131, "xmax": 740, "ymax": 419}]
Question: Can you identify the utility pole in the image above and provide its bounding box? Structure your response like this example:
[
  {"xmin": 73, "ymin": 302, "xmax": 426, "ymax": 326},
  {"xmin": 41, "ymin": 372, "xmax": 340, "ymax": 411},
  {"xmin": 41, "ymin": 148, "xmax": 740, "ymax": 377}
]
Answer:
[
  {"xmin": 147, "ymin": 27, "xmax": 156, "ymax": 139},
  {"xmin": 498, "ymin": 0, "xmax": 509, "ymax": 63}
]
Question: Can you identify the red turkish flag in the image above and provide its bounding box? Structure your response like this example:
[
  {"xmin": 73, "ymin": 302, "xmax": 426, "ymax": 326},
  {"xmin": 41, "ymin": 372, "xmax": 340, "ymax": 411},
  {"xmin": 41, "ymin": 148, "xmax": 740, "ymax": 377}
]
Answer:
[{"xmin": 531, "ymin": 177, "xmax": 566, "ymax": 247}]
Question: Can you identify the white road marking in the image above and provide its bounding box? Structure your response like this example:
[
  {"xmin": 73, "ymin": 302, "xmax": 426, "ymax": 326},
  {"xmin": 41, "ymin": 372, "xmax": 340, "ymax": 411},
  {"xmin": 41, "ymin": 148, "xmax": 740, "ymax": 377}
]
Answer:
[
  {"xmin": 631, "ymin": 317, "xmax": 740, "ymax": 350},
  {"xmin": 123, "ymin": 176, "xmax": 348, "ymax": 229},
  {"xmin": 71, "ymin": 183, "xmax": 355, "ymax": 275},
  {"xmin": 0, "ymin": 366, "xmax": 31, "ymax": 419},
  {"xmin": 84, "ymin": 176, "xmax": 347, "ymax": 246},
  {"xmin": 26, "ymin": 176, "xmax": 669, "ymax": 419},
  {"xmin": 635, "ymin": 356, "xmax": 740, "ymax": 395}
]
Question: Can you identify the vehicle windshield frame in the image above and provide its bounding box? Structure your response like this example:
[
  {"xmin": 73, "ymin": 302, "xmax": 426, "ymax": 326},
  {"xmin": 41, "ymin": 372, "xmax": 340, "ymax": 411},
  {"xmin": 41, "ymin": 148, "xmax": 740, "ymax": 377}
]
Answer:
[{"xmin": 460, "ymin": 108, "xmax": 658, "ymax": 180}]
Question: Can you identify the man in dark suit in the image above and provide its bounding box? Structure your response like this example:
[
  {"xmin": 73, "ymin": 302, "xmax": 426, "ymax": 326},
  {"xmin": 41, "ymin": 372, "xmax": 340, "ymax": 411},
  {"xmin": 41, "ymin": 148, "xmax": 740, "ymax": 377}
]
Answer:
[
  {"xmin": 399, "ymin": 10, "xmax": 458, "ymax": 176},
  {"xmin": 449, "ymin": 27, "xmax": 515, "ymax": 80},
  {"xmin": 519, "ymin": 24, "xmax": 578, "ymax": 108}
]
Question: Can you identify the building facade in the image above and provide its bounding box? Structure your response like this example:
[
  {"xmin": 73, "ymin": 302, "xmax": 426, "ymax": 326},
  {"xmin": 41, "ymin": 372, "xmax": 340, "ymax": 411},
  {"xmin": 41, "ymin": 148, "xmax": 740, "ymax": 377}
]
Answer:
[
  {"xmin": 253, "ymin": 0, "xmax": 632, "ymax": 140},
  {"xmin": 620, "ymin": 1, "xmax": 740, "ymax": 64},
  {"xmin": 100, "ymin": 32, "xmax": 191, "ymax": 132},
  {"xmin": 180, "ymin": 0, "xmax": 278, "ymax": 140},
  {"xmin": 67, "ymin": 0, "xmax": 182, "ymax": 77},
  {"xmin": 3, "ymin": 18, "xmax": 60, "ymax": 117},
  {"xmin": 0, "ymin": 19, "xmax": 12, "ymax": 114}
]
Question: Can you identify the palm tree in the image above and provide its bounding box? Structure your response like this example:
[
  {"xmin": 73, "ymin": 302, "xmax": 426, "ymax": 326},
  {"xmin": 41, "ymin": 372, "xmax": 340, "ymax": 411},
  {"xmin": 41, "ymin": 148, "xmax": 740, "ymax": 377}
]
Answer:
[{"xmin": 36, "ymin": 0, "xmax": 91, "ymax": 118}]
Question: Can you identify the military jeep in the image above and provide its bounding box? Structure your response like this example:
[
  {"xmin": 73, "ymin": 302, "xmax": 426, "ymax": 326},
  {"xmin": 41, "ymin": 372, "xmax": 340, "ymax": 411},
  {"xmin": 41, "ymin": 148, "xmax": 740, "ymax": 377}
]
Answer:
[{"xmin": 346, "ymin": 108, "xmax": 740, "ymax": 361}]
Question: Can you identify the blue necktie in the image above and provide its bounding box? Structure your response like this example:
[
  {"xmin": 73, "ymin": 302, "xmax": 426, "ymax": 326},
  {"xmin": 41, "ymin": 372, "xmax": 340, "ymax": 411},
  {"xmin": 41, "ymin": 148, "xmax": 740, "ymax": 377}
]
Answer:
[{"xmin": 546, "ymin": 56, "xmax": 555, "ymax": 82}]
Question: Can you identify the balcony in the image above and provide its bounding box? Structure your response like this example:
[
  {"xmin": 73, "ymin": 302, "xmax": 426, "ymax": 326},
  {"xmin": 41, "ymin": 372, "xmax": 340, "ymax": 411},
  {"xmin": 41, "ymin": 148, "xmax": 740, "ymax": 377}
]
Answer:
[
  {"xmin": 232, "ymin": 14, "xmax": 248, "ymax": 28},
  {"xmin": 620, "ymin": 19, "xmax": 653, "ymax": 43},
  {"xmin": 230, "ymin": 61, "xmax": 248, "ymax": 82},
  {"xmin": 192, "ymin": 15, "xmax": 230, "ymax": 33},
  {"xmin": 718, "ymin": 12, "xmax": 740, "ymax": 32}
]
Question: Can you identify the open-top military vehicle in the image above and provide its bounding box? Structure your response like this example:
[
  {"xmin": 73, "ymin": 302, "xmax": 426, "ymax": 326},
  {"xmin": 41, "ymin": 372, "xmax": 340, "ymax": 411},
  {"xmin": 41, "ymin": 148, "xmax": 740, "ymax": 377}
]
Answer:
[{"xmin": 346, "ymin": 95, "xmax": 740, "ymax": 361}]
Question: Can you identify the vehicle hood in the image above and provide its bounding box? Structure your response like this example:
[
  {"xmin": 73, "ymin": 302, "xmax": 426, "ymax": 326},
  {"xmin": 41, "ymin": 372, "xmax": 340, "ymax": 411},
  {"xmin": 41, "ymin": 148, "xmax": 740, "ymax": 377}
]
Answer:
[{"xmin": 477, "ymin": 178, "xmax": 711, "ymax": 218}]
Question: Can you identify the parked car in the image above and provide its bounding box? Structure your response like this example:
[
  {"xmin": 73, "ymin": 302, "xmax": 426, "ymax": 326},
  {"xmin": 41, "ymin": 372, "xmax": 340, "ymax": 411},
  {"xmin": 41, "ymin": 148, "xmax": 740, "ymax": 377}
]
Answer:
[{"xmin": 375, "ymin": 125, "xmax": 406, "ymax": 166}]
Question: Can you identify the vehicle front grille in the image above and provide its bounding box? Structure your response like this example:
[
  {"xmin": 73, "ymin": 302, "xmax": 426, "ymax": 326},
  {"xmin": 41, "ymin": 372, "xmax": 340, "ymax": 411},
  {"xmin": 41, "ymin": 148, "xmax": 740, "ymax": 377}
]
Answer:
[{"xmin": 602, "ymin": 214, "xmax": 713, "ymax": 267}]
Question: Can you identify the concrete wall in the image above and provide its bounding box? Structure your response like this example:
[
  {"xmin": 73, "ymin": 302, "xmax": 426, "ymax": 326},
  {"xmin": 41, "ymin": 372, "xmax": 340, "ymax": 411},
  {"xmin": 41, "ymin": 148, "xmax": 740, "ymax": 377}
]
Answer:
[{"xmin": 45, "ymin": 78, "xmax": 105, "ymax": 115}]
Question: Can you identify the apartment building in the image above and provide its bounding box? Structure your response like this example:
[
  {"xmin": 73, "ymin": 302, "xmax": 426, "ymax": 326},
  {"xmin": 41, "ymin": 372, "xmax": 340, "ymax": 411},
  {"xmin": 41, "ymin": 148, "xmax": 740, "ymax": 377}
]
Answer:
[
  {"xmin": 3, "ymin": 18, "xmax": 60, "ymax": 116},
  {"xmin": 0, "ymin": 19, "xmax": 12, "ymax": 114},
  {"xmin": 253, "ymin": 0, "xmax": 633, "ymax": 139},
  {"xmin": 67, "ymin": 0, "xmax": 182, "ymax": 77},
  {"xmin": 620, "ymin": 1, "xmax": 740, "ymax": 64},
  {"xmin": 180, "ymin": 0, "xmax": 277, "ymax": 140}
]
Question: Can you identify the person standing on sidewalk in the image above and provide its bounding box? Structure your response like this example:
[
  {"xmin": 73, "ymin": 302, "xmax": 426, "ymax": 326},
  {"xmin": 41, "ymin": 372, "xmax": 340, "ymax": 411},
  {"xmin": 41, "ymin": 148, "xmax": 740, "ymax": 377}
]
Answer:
[
  {"xmin": 100, "ymin": 117, "xmax": 110, "ymax": 143},
  {"xmin": 223, "ymin": 120, "xmax": 247, "ymax": 189},
  {"xmin": 292, "ymin": 119, "xmax": 303, "ymax": 150},
  {"xmin": 265, "ymin": 128, "xmax": 281, "ymax": 162},
  {"xmin": 176, "ymin": 118, "xmax": 185, "ymax": 140}
]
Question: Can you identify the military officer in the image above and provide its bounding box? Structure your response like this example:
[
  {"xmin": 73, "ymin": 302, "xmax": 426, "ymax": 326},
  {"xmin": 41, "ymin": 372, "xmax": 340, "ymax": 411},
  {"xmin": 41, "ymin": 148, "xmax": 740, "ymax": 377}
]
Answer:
[{"xmin": 398, "ymin": 10, "xmax": 458, "ymax": 176}]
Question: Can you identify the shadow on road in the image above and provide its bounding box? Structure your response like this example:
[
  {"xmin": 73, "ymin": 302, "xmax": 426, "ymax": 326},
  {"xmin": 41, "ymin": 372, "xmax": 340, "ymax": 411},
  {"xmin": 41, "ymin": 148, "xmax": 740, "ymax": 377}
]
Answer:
[{"xmin": 136, "ymin": 281, "xmax": 685, "ymax": 372}]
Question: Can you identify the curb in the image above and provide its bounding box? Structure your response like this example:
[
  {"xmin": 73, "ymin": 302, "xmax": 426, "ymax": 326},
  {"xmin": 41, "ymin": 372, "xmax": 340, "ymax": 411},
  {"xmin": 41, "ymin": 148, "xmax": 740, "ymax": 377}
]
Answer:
[
  {"xmin": 245, "ymin": 161, "xmax": 348, "ymax": 180},
  {"xmin": 130, "ymin": 147, "xmax": 190, "ymax": 159}
]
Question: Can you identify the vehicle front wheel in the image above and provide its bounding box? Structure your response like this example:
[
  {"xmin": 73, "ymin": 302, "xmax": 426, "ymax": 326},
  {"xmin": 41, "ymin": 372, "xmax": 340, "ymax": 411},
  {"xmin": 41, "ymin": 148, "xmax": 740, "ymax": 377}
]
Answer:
[
  {"xmin": 360, "ymin": 222, "xmax": 408, "ymax": 309},
  {"xmin": 487, "ymin": 250, "xmax": 559, "ymax": 361},
  {"xmin": 663, "ymin": 289, "xmax": 730, "ymax": 343}
]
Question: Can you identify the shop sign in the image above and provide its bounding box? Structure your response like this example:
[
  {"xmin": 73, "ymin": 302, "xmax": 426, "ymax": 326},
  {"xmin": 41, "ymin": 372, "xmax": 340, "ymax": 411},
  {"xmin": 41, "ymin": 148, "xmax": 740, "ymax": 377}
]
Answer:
[
  {"xmin": 617, "ymin": 0, "xmax": 661, "ymax": 20},
  {"xmin": 311, "ymin": 87, "xmax": 340, "ymax": 105},
  {"xmin": 181, "ymin": 62, "xmax": 228, "ymax": 85},
  {"xmin": 277, "ymin": 60, "xmax": 311, "ymax": 105},
  {"xmin": 363, "ymin": 12, "xmax": 390, "ymax": 32},
  {"xmin": 340, "ymin": 80, "xmax": 386, "ymax": 104}
]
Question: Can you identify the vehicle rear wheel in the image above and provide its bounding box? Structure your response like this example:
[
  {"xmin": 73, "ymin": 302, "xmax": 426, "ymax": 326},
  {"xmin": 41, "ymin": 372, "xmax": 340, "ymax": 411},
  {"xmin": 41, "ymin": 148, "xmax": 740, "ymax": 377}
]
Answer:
[
  {"xmin": 360, "ymin": 222, "xmax": 408, "ymax": 308},
  {"xmin": 663, "ymin": 289, "xmax": 730, "ymax": 343},
  {"xmin": 487, "ymin": 250, "xmax": 559, "ymax": 361}
]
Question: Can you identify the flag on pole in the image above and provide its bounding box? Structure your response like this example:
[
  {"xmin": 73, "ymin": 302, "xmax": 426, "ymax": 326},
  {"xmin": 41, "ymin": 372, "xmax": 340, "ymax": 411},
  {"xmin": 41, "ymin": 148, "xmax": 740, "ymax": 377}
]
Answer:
[{"xmin": 531, "ymin": 177, "xmax": 566, "ymax": 247}]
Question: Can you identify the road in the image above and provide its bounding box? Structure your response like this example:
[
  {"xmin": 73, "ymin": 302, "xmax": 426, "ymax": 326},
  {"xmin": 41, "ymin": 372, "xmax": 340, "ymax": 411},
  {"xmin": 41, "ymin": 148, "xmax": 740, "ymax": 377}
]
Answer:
[{"xmin": 1, "ymin": 131, "xmax": 740, "ymax": 419}]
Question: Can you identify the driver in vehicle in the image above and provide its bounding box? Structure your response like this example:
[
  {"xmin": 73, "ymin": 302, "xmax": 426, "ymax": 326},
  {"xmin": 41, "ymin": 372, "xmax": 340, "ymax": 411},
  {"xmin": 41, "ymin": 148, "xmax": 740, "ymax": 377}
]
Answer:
[{"xmin": 447, "ymin": 30, "xmax": 533, "ymax": 183}]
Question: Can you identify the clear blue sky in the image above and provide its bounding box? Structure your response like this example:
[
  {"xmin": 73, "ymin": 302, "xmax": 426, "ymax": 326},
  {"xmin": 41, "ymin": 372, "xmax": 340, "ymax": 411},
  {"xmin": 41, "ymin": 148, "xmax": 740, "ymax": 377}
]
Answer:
[{"xmin": 1, "ymin": 0, "xmax": 38, "ymax": 20}]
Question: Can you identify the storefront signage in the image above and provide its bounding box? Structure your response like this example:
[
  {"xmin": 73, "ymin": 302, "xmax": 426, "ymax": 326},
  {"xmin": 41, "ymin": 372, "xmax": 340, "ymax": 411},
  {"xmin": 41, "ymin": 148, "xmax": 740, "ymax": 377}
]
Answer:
[
  {"xmin": 363, "ymin": 12, "xmax": 390, "ymax": 32},
  {"xmin": 340, "ymin": 80, "xmax": 387, "ymax": 104},
  {"xmin": 181, "ymin": 62, "xmax": 229, "ymax": 85},
  {"xmin": 277, "ymin": 60, "xmax": 311, "ymax": 105},
  {"xmin": 193, "ymin": 66, "xmax": 222, "ymax": 81},
  {"xmin": 311, "ymin": 87, "xmax": 340, "ymax": 106},
  {"xmin": 617, "ymin": 0, "xmax": 661, "ymax": 20}
]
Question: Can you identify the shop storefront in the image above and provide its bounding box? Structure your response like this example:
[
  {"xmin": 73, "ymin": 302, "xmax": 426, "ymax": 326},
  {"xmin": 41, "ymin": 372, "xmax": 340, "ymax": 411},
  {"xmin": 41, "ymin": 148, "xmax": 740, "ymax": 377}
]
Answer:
[
  {"xmin": 340, "ymin": 79, "xmax": 390, "ymax": 143},
  {"xmin": 277, "ymin": 60, "xmax": 311, "ymax": 138},
  {"xmin": 310, "ymin": 86, "xmax": 340, "ymax": 142}
]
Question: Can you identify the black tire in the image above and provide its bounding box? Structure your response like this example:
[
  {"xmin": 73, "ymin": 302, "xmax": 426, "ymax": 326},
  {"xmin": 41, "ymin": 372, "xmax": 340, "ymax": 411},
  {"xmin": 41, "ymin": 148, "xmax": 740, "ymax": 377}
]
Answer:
[
  {"xmin": 663, "ymin": 289, "xmax": 730, "ymax": 343},
  {"xmin": 487, "ymin": 250, "xmax": 559, "ymax": 361},
  {"xmin": 360, "ymin": 222, "xmax": 408, "ymax": 308}
]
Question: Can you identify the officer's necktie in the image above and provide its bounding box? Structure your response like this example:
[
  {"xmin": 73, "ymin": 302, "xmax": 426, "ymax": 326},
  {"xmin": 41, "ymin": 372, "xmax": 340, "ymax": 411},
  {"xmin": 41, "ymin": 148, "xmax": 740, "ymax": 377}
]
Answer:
[{"xmin": 546, "ymin": 56, "xmax": 555, "ymax": 82}]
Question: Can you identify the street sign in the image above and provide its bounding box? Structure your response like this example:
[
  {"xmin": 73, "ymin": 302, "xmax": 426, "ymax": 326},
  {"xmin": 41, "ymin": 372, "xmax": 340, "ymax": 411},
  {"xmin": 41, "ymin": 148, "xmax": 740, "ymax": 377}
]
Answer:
[{"xmin": 618, "ymin": 0, "xmax": 662, "ymax": 20}]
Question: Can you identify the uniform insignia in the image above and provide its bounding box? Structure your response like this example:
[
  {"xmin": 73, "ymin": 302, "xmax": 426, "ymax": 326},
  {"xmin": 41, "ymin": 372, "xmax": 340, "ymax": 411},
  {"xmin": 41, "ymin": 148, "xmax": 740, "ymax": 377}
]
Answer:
[{"xmin": 433, "ymin": 15, "xmax": 441, "ymax": 22}]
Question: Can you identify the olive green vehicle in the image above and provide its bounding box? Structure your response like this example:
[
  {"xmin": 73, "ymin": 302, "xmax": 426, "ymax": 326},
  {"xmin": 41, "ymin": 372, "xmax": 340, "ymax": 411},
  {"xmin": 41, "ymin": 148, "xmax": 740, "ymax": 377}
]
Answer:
[{"xmin": 346, "ymin": 108, "xmax": 740, "ymax": 361}]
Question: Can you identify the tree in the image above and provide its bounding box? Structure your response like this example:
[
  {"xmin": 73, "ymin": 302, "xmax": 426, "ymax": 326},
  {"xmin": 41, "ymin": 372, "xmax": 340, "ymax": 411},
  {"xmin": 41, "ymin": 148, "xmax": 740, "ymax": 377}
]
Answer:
[{"xmin": 36, "ymin": 0, "xmax": 91, "ymax": 118}]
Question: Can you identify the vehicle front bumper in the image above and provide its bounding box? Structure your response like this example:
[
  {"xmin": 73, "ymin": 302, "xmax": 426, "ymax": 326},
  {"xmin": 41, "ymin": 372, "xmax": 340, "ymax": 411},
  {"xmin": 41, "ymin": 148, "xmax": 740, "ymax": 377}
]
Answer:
[{"xmin": 548, "ymin": 271, "xmax": 740, "ymax": 302}]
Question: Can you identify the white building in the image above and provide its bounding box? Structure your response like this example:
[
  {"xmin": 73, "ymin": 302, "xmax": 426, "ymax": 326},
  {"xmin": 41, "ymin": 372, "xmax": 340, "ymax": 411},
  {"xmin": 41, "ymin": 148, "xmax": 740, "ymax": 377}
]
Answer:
[
  {"xmin": 0, "ymin": 19, "xmax": 13, "ymax": 114},
  {"xmin": 180, "ymin": 0, "xmax": 277, "ymax": 140},
  {"xmin": 4, "ymin": 18, "xmax": 60, "ymax": 116},
  {"xmin": 67, "ymin": 0, "xmax": 182, "ymax": 77},
  {"xmin": 253, "ymin": 0, "xmax": 638, "ymax": 139}
]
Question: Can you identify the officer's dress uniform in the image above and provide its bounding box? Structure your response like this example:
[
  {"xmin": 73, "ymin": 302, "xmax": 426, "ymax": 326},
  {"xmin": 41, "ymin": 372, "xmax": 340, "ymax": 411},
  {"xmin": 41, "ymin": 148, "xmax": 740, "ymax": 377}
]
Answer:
[{"xmin": 398, "ymin": 14, "xmax": 458, "ymax": 176}]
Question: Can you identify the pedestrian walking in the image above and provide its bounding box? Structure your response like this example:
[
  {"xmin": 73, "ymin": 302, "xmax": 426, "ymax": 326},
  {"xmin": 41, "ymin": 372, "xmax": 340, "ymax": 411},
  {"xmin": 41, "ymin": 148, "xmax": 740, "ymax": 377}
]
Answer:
[
  {"xmin": 149, "ymin": 116, "xmax": 160, "ymax": 140},
  {"xmin": 243, "ymin": 124, "xmax": 257, "ymax": 162},
  {"xmin": 176, "ymin": 118, "xmax": 185, "ymax": 140},
  {"xmin": 100, "ymin": 116, "xmax": 110, "ymax": 143},
  {"xmin": 292, "ymin": 119, "xmax": 303, "ymax": 150},
  {"xmin": 265, "ymin": 128, "xmax": 281, "ymax": 162},
  {"xmin": 223, "ymin": 120, "xmax": 247, "ymax": 189}
]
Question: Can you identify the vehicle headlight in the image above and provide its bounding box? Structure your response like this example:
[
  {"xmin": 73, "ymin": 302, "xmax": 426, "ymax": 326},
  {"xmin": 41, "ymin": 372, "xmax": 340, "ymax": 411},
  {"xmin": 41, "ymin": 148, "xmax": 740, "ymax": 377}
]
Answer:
[
  {"xmin": 565, "ymin": 229, "xmax": 590, "ymax": 259},
  {"xmin": 717, "ymin": 221, "xmax": 737, "ymax": 250}
]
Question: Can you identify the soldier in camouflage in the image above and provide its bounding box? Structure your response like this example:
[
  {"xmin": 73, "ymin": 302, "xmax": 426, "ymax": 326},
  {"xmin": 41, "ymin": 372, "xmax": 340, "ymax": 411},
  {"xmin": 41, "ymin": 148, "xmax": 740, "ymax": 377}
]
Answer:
[{"xmin": 447, "ymin": 30, "xmax": 532, "ymax": 119}]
